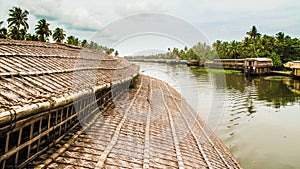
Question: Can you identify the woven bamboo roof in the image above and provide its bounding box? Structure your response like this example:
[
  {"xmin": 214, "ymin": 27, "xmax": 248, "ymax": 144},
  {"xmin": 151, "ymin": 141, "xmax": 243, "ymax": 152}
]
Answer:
[
  {"xmin": 0, "ymin": 39, "xmax": 139, "ymax": 114},
  {"xmin": 0, "ymin": 39, "xmax": 242, "ymax": 169},
  {"xmin": 284, "ymin": 61, "xmax": 300, "ymax": 69},
  {"xmin": 30, "ymin": 74, "xmax": 242, "ymax": 169}
]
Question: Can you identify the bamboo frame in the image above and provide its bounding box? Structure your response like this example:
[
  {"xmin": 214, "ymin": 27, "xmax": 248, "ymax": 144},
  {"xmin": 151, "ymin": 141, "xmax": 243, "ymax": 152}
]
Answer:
[{"xmin": 0, "ymin": 73, "xmax": 138, "ymax": 168}]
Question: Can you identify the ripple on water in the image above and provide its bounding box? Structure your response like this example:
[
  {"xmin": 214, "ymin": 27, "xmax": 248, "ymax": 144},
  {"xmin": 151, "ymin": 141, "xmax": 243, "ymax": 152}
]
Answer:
[{"xmin": 134, "ymin": 62, "xmax": 300, "ymax": 169}]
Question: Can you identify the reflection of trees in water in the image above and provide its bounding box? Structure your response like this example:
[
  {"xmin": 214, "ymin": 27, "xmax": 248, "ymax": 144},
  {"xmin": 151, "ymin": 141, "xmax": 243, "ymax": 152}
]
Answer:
[
  {"xmin": 254, "ymin": 78, "xmax": 300, "ymax": 108},
  {"xmin": 189, "ymin": 68, "xmax": 300, "ymax": 108},
  {"xmin": 215, "ymin": 72, "xmax": 299, "ymax": 108},
  {"xmin": 221, "ymin": 73, "xmax": 300, "ymax": 108}
]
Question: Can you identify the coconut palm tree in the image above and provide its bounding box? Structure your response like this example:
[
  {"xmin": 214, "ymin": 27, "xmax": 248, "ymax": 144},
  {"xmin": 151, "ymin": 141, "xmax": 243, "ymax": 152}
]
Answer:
[
  {"xmin": 246, "ymin": 26, "xmax": 261, "ymax": 57},
  {"xmin": 66, "ymin": 35, "xmax": 80, "ymax": 46},
  {"xmin": 25, "ymin": 33, "xmax": 39, "ymax": 41},
  {"xmin": 52, "ymin": 27, "xmax": 66, "ymax": 43},
  {"xmin": 227, "ymin": 40, "xmax": 240, "ymax": 59},
  {"xmin": 0, "ymin": 21, "xmax": 7, "ymax": 39},
  {"xmin": 114, "ymin": 50, "xmax": 119, "ymax": 56},
  {"xmin": 7, "ymin": 7, "xmax": 29, "ymax": 40},
  {"xmin": 8, "ymin": 26, "xmax": 26, "ymax": 40},
  {"xmin": 81, "ymin": 39, "xmax": 87, "ymax": 47},
  {"xmin": 35, "ymin": 19, "xmax": 52, "ymax": 42}
]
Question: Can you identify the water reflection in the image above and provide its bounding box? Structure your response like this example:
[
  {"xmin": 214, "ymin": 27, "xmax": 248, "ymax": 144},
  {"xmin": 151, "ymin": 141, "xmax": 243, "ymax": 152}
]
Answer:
[{"xmin": 255, "ymin": 77, "xmax": 300, "ymax": 108}]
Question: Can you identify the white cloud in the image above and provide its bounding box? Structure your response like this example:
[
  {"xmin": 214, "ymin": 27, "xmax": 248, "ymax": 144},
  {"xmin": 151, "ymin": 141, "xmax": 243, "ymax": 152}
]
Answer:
[
  {"xmin": 18, "ymin": 0, "xmax": 103, "ymax": 31},
  {"xmin": 1, "ymin": 0, "xmax": 299, "ymax": 53},
  {"xmin": 115, "ymin": 0, "xmax": 177, "ymax": 16},
  {"xmin": 59, "ymin": 8, "xmax": 103, "ymax": 31}
]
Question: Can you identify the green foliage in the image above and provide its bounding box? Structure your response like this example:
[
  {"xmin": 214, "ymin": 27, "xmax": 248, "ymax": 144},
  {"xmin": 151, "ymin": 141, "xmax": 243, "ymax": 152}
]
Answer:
[
  {"xmin": 6, "ymin": 7, "xmax": 29, "ymax": 40},
  {"xmin": 52, "ymin": 28, "xmax": 66, "ymax": 43},
  {"xmin": 35, "ymin": 19, "xmax": 52, "ymax": 42},
  {"xmin": 126, "ymin": 42, "xmax": 217, "ymax": 61},
  {"xmin": 213, "ymin": 26, "xmax": 300, "ymax": 70},
  {"xmin": 84, "ymin": 41, "xmax": 110, "ymax": 51},
  {"xmin": 114, "ymin": 50, "xmax": 119, "ymax": 56},
  {"xmin": 25, "ymin": 33, "xmax": 38, "ymax": 41},
  {"xmin": 1, "ymin": 7, "xmax": 115, "ymax": 55},
  {"xmin": 269, "ymin": 52, "xmax": 282, "ymax": 70},
  {"xmin": 8, "ymin": 26, "xmax": 26, "ymax": 40},
  {"xmin": 66, "ymin": 36, "xmax": 79, "ymax": 46},
  {"xmin": 81, "ymin": 39, "xmax": 87, "ymax": 47},
  {"xmin": 0, "ymin": 21, "xmax": 7, "ymax": 38},
  {"xmin": 106, "ymin": 48, "xmax": 114, "ymax": 55},
  {"xmin": 7, "ymin": 7, "xmax": 29, "ymax": 30}
]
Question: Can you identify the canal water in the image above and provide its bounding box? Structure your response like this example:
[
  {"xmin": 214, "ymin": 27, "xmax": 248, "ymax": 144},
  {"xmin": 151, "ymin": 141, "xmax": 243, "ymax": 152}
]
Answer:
[{"xmin": 133, "ymin": 62, "xmax": 300, "ymax": 169}]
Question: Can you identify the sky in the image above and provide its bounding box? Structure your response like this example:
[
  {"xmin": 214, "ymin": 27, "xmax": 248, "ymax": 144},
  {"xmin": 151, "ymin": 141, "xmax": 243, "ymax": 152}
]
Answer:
[{"xmin": 0, "ymin": 0, "xmax": 300, "ymax": 56}]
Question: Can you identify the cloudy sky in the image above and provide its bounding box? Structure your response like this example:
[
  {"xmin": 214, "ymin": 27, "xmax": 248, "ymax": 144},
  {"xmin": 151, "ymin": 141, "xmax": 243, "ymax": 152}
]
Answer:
[{"xmin": 0, "ymin": 0, "xmax": 299, "ymax": 55}]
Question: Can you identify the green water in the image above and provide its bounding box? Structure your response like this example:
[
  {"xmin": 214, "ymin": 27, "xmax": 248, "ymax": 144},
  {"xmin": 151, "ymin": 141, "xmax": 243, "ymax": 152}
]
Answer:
[{"xmin": 135, "ymin": 62, "xmax": 300, "ymax": 169}]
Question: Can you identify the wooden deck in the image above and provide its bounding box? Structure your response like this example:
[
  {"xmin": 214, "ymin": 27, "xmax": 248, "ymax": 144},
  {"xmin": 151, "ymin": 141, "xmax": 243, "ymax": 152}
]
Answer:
[{"xmin": 0, "ymin": 39, "xmax": 241, "ymax": 169}]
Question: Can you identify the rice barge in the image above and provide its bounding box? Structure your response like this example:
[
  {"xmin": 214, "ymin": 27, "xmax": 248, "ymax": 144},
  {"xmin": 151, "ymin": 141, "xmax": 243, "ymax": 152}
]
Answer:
[{"xmin": 0, "ymin": 39, "xmax": 241, "ymax": 169}]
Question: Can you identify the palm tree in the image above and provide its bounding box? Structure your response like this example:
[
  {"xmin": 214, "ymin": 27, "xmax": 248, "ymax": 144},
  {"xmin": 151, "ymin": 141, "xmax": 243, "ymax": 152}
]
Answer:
[
  {"xmin": 227, "ymin": 40, "xmax": 240, "ymax": 59},
  {"xmin": 114, "ymin": 50, "xmax": 119, "ymax": 56},
  {"xmin": 106, "ymin": 48, "xmax": 114, "ymax": 55},
  {"xmin": 246, "ymin": 26, "xmax": 261, "ymax": 57},
  {"xmin": 35, "ymin": 19, "xmax": 52, "ymax": 42},
  {"xmin": 66, "ymin": 36, "xmax": 80, "ymax": 46},
  {"xmin": 52, "ymin": 27, "xmax": 66, "ymax": 43},
  {"xmin": 7, "ymin": 7, "xmax": 29, "ymax": 40},
  {"xmin": 25, "ymin": 33, "xmax": 39, "ymax": 41},
  {"xmin": 0, "ymin": 21, "xmax": 7, "ymax": 38},
  {"xmin": 81, "ymin": 39, "xmax": 87, "ymax": 47},
  {"xmin": 8, "ymin": 26, "xmax": 26, "ymax": 40}
]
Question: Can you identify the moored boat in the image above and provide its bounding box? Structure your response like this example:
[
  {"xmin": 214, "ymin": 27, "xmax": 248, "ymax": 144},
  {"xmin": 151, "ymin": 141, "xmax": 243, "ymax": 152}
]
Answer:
[
  {"xmin": 284, "ymin": 61, "xmax": 300, "ymax": 79},
  {"xmin": 187, "ymin": 59, "xmax": 200, "ymax": 66},
  {"xmin": 244, "ymin": 58, "xmax": 273, "ymax": 76}
]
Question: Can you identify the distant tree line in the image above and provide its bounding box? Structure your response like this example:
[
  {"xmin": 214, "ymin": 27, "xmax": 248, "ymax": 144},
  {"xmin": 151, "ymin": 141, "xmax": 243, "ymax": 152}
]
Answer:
[
  {"xmin": 125, "ymin": 52, "xmax": 179, "ymax": 60},
  {"xmin": 0, "ymin": 7, "xmax": 118, "ymax": 56},
  {"xmin": 127, "ymin": 43, "xmax": 217, "ymax": 62},
  {"xmin": 133, "ymin": 26, "xmax": 300, "ymax": 70},
  {"xmin": 212, "ymin": 26, "xmax": 300, "ymax": 69}
]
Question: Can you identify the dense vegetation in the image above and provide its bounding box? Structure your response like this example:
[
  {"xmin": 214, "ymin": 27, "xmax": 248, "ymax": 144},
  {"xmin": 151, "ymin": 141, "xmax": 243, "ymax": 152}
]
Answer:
[
  {"xmin": 0, "ymin": 7, "xmax": 118, "ymax": 55},
  {"xmin": 128, "ymin": 26, "xmax": 300, "ymax": 70},
  {"xmin": 125, "ymin": 43, "xmax": 217, "ymax": 61},
  {"xmin": 213, "ymin": 26, "xmax": 300, "ymax": 69}
]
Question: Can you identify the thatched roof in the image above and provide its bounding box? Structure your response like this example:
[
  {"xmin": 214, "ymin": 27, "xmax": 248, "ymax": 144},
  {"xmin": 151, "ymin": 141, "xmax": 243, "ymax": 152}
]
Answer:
[
  {"xmin": 284, "ymin": 61, "xmax": 300, "ymax": 69},
  {"xmin": 0, "ymin": 39, "xmax": 139, "ymax": 114}
]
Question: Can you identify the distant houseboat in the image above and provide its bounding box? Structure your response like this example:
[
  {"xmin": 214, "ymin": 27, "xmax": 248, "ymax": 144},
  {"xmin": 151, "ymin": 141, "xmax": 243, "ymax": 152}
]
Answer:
[
  {"xmin": 284, "ymin": 61, "xmax": 300, "ymax": 79},
  {"xmin": 244, "ymin": 58, "xmax": 273, "ymax": 76},
  {"xmin": 187, "ymin": 59, "xmax": 200, "ymax": 66},
  {"xmin": 205, "ymin": 59, "xmax": 244, "ymax": 70}
]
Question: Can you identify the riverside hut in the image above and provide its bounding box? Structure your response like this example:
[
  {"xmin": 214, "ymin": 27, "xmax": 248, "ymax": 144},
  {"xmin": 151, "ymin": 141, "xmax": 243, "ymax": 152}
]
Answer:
[
  {"xmin": 243, "ymin": 58, "xmax": 273, "ymax": 75},
  {"xmin": 284, "ymin": 61, "xmax": 300, "ymax": 79}
]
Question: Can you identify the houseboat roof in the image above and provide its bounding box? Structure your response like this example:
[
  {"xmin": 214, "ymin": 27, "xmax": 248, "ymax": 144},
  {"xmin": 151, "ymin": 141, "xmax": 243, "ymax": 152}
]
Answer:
[
  {"xmin": 284, "ymin": 61, "xmax": 300, "ymax": 69},
  {"xmin": 245, "ymin": 58, "xmax": 272, "ymax": 62},
  {"xmin": 213, "ymin": 59, "xmax": 245, "ymax": 61},
  {"xmin": 0, "ymin": 39, "xmax": 139, "ymax": 113}
]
